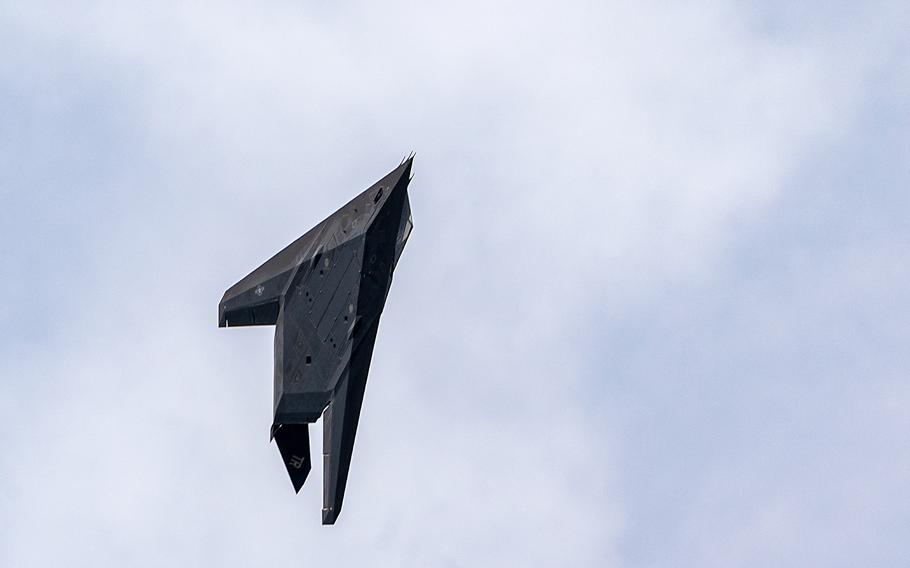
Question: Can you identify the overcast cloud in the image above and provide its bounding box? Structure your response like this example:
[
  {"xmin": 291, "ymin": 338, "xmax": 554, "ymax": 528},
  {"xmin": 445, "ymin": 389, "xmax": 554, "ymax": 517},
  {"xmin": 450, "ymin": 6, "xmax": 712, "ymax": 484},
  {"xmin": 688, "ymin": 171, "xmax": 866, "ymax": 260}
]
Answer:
[{"xmin": 1, "ymin": 1, "xmax": 909, "ymax": 566}]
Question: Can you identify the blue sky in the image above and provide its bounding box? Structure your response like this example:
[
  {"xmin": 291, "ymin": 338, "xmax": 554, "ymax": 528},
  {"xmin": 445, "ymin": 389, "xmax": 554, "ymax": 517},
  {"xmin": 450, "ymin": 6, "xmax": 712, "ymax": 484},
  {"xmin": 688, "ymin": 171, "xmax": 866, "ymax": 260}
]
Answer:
[{"xmin": 1, "ymin": 1, "xmax": 908, "ymax": 566}]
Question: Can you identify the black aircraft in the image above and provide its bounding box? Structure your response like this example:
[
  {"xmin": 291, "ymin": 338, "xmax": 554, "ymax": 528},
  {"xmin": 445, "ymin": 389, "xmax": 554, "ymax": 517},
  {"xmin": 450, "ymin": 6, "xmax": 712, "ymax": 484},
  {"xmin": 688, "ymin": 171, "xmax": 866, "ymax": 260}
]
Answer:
[{"xmin": 219, "ymin": 158, "xmax": 414, "ymax": 524}]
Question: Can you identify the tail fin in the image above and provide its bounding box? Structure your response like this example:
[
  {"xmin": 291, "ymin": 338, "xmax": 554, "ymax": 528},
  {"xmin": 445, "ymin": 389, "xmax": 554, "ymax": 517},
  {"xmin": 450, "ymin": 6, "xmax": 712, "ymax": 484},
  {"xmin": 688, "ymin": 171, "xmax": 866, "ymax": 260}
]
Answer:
[{"xmin": 272, "ymin": 424, "xmax": 311, "ymax": 493}]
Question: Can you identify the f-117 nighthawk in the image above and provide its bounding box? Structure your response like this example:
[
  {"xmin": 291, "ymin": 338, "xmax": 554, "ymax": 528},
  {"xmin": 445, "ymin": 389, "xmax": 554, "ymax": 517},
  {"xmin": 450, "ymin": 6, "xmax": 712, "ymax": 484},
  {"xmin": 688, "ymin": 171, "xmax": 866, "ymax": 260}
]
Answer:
[{"xmin": 219, "ymin": 157, "xmax": 414, "ymax": 524}]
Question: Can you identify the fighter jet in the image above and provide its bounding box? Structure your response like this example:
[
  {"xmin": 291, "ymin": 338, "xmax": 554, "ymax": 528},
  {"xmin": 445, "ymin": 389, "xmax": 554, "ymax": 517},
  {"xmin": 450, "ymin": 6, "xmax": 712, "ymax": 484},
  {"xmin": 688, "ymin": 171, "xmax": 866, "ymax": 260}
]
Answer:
[{"xmin": 219, "ymin": 157, "xmax": 414, "ymax": 524}]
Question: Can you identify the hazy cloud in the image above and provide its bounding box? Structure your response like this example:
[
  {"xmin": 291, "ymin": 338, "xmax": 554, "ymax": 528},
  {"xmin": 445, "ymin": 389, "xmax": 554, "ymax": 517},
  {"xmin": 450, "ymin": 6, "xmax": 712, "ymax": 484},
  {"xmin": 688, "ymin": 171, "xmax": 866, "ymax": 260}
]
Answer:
[{"xmin": 1, "ymin": 1, "xmax": 908, "ymax": 566}]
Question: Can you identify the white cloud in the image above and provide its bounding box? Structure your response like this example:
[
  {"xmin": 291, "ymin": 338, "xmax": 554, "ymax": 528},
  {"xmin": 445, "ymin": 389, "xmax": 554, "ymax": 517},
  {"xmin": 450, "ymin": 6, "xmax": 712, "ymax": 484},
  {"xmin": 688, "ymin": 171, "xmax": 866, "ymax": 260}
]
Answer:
[{"xmin": 1, "ymin": 1, "xmax": 908, "ymax": 566}]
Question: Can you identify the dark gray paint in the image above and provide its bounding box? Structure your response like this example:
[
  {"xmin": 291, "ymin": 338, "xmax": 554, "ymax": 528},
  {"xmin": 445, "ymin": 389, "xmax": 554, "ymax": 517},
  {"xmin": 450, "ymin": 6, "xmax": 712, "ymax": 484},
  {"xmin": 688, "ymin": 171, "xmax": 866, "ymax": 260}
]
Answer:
[{"xmin": 219, "ymin": 158, "xmax": 414, "ymax": 524}]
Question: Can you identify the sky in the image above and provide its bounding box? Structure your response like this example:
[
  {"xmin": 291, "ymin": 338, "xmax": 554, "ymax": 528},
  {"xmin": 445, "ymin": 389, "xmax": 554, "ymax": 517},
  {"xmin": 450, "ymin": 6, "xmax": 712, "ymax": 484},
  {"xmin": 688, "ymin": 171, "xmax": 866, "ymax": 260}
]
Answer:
[{"xmin": 1, "ymin": 1, "xmax": 908, "ymax": 566}]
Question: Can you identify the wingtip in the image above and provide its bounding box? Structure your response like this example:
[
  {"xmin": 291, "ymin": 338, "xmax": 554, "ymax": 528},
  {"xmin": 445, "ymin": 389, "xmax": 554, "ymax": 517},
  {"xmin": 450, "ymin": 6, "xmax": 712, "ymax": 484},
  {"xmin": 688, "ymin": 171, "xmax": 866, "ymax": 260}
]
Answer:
[{"xmin": 322, "ymin": 507, "xmax": 338, "ymax": 525}]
